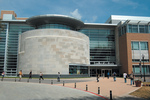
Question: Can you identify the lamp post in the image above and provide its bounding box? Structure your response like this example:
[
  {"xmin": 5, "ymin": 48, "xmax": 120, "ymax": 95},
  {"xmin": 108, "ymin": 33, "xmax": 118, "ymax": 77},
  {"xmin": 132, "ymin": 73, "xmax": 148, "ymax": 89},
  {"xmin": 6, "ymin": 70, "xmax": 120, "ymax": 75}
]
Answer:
[
  {"xmin": 139, "ymin": 61, "xmax": 142, "ymax": 78},
  {"xmin": 142, "ymin": 54, "xmax": 146, "ymax": 82}
]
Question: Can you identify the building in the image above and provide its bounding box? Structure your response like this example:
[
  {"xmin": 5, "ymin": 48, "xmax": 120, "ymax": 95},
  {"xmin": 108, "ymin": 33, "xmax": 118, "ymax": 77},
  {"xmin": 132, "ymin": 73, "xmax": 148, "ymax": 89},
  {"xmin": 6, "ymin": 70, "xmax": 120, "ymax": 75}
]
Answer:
[{"xmin": 0, "ymin": 10, "xmax": 150, "ymax": 77}]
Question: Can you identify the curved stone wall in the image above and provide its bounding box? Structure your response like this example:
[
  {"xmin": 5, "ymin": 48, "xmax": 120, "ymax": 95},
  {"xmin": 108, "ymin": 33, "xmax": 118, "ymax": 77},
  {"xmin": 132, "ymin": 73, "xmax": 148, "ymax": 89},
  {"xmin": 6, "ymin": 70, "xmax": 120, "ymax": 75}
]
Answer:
[{"xmin": 18, "ymin": 29, "xmax": 89, "ymax": 74}]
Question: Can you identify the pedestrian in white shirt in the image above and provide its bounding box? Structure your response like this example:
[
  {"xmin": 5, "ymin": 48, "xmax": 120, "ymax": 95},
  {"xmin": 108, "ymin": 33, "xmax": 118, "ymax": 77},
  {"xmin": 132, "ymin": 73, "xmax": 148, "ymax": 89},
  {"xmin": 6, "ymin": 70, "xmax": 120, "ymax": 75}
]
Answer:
[{"xmin": 123, "ymin": 72, "xmax": 127, "ymax": 83}]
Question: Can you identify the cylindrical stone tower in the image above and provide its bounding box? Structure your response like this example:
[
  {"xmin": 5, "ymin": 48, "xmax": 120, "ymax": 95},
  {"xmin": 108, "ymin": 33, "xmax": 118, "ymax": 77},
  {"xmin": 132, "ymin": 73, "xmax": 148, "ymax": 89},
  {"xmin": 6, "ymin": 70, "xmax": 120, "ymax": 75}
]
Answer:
[{"xmin": 18, "ymin": 15, "xmax": 89, "ymax": 75}]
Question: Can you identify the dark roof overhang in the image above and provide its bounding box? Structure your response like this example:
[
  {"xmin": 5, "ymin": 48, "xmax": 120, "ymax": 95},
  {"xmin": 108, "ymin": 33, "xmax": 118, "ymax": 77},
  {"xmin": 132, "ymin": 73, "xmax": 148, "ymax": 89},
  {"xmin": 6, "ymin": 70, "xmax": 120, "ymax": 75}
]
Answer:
[{"xmin": 26, "ymin": 14, "xmax": 84, "ymax": 29}]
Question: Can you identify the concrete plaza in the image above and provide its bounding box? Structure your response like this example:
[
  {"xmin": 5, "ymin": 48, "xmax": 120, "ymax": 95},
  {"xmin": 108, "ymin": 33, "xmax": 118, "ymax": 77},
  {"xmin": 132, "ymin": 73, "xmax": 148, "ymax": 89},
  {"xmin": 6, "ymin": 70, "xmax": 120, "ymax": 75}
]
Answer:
[{"xmin": 0, "ymin": 77, "xmax": 147, "ymax": 100}]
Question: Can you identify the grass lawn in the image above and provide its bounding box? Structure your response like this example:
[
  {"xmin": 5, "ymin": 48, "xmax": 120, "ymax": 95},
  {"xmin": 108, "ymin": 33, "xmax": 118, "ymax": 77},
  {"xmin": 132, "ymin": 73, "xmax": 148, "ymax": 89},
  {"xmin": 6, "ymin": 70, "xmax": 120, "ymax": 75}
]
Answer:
[{"xmin": 130, "ymin": 82, "xmax": 150, "ymax": 99}]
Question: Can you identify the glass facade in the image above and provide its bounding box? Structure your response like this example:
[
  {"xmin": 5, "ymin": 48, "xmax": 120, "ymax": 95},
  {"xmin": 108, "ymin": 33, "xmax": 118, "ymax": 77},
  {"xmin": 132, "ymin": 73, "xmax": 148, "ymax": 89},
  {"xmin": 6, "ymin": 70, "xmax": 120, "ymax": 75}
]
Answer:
[
  {"xmin": 133, "ymin": 65, "xmax": 150, "ymax": 74},
  {"xmin": 131, "ymin": 41, "xmax": 148, "ymax": 50},
  {"xmin": 131, "ymin": 41, "xmax": 149, "ymax": 62},
  {"xmin": 0, "ymin": 24, "xmax": 7, "ymax": 74},
  {"xmin": 37, "ymin": 24, "xmax": 73, "ymax": 30},
  {"xmin": 6, "ymin": 23, "xmax": 34, "ymax": 76},
  {"xmin": 79, "ymin": 29, "xmax": 116, "ymax": 64},
  {"xmin": 69, "ymin": 65, "xmax": 88, "ymax": 75},
  {"xmin": 119, "ymin": 24, "xmax": 150, "ymax": 36}
]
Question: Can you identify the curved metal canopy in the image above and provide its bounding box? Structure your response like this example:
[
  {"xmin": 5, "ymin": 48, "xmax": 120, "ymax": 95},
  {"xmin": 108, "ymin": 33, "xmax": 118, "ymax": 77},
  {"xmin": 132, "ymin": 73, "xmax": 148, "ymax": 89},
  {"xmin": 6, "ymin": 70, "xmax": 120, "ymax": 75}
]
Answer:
[{"xmin": 26, "ymin": 14, "xmax": 84, "ymax": 29}]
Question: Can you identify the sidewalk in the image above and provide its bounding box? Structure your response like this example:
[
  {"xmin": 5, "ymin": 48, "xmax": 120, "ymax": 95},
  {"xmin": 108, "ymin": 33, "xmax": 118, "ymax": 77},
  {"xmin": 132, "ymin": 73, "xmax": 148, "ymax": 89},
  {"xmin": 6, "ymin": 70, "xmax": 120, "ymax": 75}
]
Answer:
[
  {"xmin": 0, "ymin": 77, "xmax": 145, "ymax": 100},
  {"xmin": 56, "ymin": 77, "xmax": 143, "ymax": 99},
  {"xmin": 0, "ymin": 81, "xmax": 106, "ymax": 100}
]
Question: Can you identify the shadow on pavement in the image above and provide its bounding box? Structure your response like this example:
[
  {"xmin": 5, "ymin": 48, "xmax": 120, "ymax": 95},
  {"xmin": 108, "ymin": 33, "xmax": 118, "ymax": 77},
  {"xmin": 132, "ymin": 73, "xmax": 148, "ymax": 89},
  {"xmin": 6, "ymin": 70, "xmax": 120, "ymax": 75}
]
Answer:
[{"xmin": 30, "ymin": 96, "xmax": 105, "ymax": 100}]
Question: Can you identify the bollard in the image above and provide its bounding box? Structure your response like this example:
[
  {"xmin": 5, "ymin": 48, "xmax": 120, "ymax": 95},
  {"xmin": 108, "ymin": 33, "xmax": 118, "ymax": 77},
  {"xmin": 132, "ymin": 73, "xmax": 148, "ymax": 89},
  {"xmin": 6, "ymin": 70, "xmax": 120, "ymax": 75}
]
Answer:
[
  {"xmin": 74, "ymin": 82, "xmax": 76, "ymax": 88},
  {"xmin": 51, "ymin": 80, "xmax": 53, "ymax": 85},
  {"xmin": 98, "ymin": 87, "xmax": 100, "ymax": 94},
  {"xmin": 86, "ymin": 84, "xmax": 88, "ymax": 91},
  {"xmin": 39, "ymin": 79, "xmax": 41, "ymax": 83},
  {"xmin": 110, "ymin": 90, "xmax": 112, "ymax": 100},
  {"xmin": 63, "ymin": 81, "xmax": 65, "ymax": 86},
  {"xmin": 15, "ymin": 78, "xmax": 16, "ymax": 82}
]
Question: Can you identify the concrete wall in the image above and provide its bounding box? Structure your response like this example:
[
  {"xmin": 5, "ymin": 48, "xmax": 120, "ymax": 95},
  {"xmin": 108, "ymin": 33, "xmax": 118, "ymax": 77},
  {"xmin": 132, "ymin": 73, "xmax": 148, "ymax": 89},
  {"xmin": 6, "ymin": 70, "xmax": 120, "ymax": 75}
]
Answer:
[{"xmin": 18, "ymin": 29, "xmax": 89, "ymax": 74}]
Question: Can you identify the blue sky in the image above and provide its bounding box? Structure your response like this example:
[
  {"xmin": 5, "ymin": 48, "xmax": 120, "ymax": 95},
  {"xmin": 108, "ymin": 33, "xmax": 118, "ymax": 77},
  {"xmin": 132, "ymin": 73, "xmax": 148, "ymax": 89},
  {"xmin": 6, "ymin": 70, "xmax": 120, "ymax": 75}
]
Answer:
[{"xmin": 0, "ymin": 0, "xmax": 150, "ymax": 23}]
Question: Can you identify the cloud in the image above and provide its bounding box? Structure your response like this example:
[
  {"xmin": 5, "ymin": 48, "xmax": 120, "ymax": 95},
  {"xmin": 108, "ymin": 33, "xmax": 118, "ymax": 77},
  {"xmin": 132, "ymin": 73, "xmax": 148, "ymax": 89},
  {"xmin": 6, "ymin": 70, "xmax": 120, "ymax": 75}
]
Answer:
[
  {"xmin": 70, "ymin": 9, "xmax": 82, "ymax": 20},
  {"xmin": 92, "ymin": 16, "xmax": 97, "ymax": 22},
  {"xmin": 84, "ymin": 15, "xmax": 98, "ymax": 23}
]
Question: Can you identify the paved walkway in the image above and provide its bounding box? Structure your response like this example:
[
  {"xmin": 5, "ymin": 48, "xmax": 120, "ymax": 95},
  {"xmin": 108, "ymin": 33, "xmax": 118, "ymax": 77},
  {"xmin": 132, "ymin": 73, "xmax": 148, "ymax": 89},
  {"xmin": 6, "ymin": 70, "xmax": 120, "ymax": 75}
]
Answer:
[
  {"xmin": 0, "ymin": 77, "xmax": 147, "ymax": 100},
  {"xmin": 56, "ymin": 77, "xmax": 145, "ymax": 99},
  {"xmin": 0, "ymin": 81, "xmax": 106, "ymax": 100}
]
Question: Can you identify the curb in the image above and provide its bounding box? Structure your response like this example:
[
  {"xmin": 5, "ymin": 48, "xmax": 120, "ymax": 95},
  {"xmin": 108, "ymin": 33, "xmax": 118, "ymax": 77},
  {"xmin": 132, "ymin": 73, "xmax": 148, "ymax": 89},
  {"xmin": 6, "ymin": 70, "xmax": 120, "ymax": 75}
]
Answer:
[{"xmin": 56, "ymin": 84, "xmax": 109, "ymax": 100}]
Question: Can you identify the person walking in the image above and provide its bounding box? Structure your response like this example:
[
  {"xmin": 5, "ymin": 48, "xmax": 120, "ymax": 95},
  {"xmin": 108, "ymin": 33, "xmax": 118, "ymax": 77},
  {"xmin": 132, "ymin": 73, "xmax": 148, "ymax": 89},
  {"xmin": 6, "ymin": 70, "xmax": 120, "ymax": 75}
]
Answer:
[
  {"xmin": 96, "ymin": 73, "xmax": 99, "ymax": 82},
  {"xmin": 113, "ymin": 72, "xmax": 117, "ymax": 81},
  {"xmin": 19, "ymin": 70, "xmax": 23, "ymax": 81},
  {"xmin": 123, "ymin": 72, "xmax": 127, "ymax": 83},
  {"xmin": 29, "ymin": 70, "xmax": 32, "ymax": 79},
  {"xmin": 129, "ymin": 71, "xmax": 134, "ymax": 85},
  {"xmin": 57, "ymin": 72, "xmax": 61, "ymax": 82},
  {"xmin": 39, "ymin": 72, "xmax": 44, "ymax": 80},
  {"xmin": 1, "ymin": 71, "xmax": 5, "ymax": 81},
  {"xmin": 107, "ymin": 72, "xmax": 110, "ymax": 79}
]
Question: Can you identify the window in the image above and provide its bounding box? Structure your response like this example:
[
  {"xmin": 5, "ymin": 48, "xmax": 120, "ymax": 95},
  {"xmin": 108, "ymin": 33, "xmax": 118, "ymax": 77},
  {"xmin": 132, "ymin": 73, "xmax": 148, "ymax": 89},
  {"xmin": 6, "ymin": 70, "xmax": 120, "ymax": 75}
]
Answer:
[
  {"xmin": 132, "ymin": 65, "xmax": 150, "ymax": 74},
  {"xmin": 127, "ymin": 24, "xmax": 149, "ymax": 34},
  {"xmin": 69, "ymin": 65, "xmax": 88, "ymax": 74},
  {"xmin": 140, "ymin": 42, "xmax": 148, "ymax": 50},
  {"xmin": 139, "ymin": 25, "xmax": 148, "ymax": 33},
  {"xmin": 131, "ymin": 41, "xmax": 149, "ymax": 62},
  {"xmin": 131, "ymin": 41, "xmax": 148, "ymax": 50},
  {"xmin": 131, "ymin": 42, "xmax": 139, "ymax": 50},
  {"xmin": 132, "ymin": 25, "xmax": 138, "ymax": 33}
]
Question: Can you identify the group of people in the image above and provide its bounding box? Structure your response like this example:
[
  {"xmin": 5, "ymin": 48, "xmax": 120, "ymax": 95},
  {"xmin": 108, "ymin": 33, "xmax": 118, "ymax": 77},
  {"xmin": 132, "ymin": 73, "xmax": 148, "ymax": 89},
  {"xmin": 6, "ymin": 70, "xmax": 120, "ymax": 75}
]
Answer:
[
  {"xmin": 123, "ymin": 71, "xmax": 135, "ymax": 85},
  {"xmin": 17, "ymin": 70, "xmax": 61, "ymax": 82},
  {"xmin": 18, "ymin": 70, "xmax": 32, "ymax": 81},
  {"xmin": 96, "ymin": 72, "xmax": 117, "ymax": 82},
  {"xmin": 1, "ymin": 70, "xmax": 134, "ymax": 84},
  {"xmin": 96, "ymin": 71, "xmax": 135, "ymax": 85}
]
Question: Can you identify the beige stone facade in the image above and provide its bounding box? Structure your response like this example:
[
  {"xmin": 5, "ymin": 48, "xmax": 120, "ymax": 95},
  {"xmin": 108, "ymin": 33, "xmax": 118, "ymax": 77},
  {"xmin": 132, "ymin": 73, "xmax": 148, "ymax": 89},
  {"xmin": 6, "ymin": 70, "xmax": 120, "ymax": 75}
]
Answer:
[{"xmin": 18, "ymin": 29, "xmax": 89, "ymax": 74}]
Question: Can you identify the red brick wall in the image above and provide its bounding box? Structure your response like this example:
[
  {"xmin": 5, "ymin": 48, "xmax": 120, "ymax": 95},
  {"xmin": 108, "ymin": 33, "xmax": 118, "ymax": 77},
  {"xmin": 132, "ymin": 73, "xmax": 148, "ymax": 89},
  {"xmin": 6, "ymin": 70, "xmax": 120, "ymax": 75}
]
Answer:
[
  {"xmin": 1, "ymin": 10, "xmax": 27, "ymax": 20},
  {"xmin": 119, "ymin": 33, "xmax": 150, "ymax": 74}
]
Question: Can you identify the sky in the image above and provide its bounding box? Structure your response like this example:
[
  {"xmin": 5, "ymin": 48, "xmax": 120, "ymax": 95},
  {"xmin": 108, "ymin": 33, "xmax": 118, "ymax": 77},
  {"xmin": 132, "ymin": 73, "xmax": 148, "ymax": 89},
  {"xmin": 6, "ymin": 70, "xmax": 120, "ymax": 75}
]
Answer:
[{"xmin": 0, "ymin": 0, "xmax": 150, "ymax": 23}]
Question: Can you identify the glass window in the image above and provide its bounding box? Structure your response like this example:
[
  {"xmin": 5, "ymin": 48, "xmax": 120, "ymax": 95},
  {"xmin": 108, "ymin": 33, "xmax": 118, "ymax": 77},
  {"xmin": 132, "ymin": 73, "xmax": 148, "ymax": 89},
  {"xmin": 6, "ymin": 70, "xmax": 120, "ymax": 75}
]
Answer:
[
  {"xmin": 139, "ymin": 25, "xmax": 148, "ymax": 33},
  {"xmin": 140, "ymin": 42, "xmax": 148, "ymax": 50},
  {"xmin": 133, "ymin": 65, "xmax": 140, "ymax": 74},
  {"xmin": 132, "ymin": 25, "xmax": 138, "ymax": 33},
  {"xmin": 131, "ymin": 42, "xmax": 139, "ymax": 50},
  {"xmin": 37, "ymin": 24, "xmax": 73, "ymax": 30},
  {"xmin": 79, "ymin": 29, "xmax": 115, "ymax": 64},
  {"xmin": 69, "ymin": 65, "xmax": 88, "ymax": 74}
]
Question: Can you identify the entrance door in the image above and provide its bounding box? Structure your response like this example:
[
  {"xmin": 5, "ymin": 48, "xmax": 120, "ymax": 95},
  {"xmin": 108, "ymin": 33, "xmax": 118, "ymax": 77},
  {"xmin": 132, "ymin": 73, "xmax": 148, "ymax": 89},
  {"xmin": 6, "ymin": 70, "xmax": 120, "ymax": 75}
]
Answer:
[
  {"xmin": 101, "ymin": 69, "xmax": 112, "ymax": 77},
  {"xmin": 90, "ymin": 68, "xmax": 101, "ymax": 77},
  {"xmin": 90, "ymin": 69, "xmax": 96, "ymax": 76}
]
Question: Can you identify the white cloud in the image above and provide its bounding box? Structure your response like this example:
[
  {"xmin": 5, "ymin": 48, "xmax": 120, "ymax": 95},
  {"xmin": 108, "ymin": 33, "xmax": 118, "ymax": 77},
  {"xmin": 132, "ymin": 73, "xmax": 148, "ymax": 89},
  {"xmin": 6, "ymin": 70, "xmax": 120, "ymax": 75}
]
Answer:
[
  {"xmin": 84, "ymin": 16, "xmax": 97, "ymax": 23},
  {"xmin": 70, "ymin": 9, "xmax": 82, "ymax": 20},
  {"xmin": 92, "ymin": 16, "xmax": 97, "ymax": 22}
]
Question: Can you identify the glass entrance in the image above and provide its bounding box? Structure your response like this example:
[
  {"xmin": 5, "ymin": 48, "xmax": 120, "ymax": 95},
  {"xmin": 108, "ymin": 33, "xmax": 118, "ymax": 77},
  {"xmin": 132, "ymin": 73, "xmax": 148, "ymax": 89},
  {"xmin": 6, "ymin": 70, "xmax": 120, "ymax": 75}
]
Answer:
[
  {"xmin": 90, "ymin": 68, "xmax": 101, "ymax": 77},
  {"xmin": 101, "ymin": 69, "xmax": 112, "ymax": 77},
  {"xmin": 90, "ymin": 67, "xmax": 112, "ymax": 77}
]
